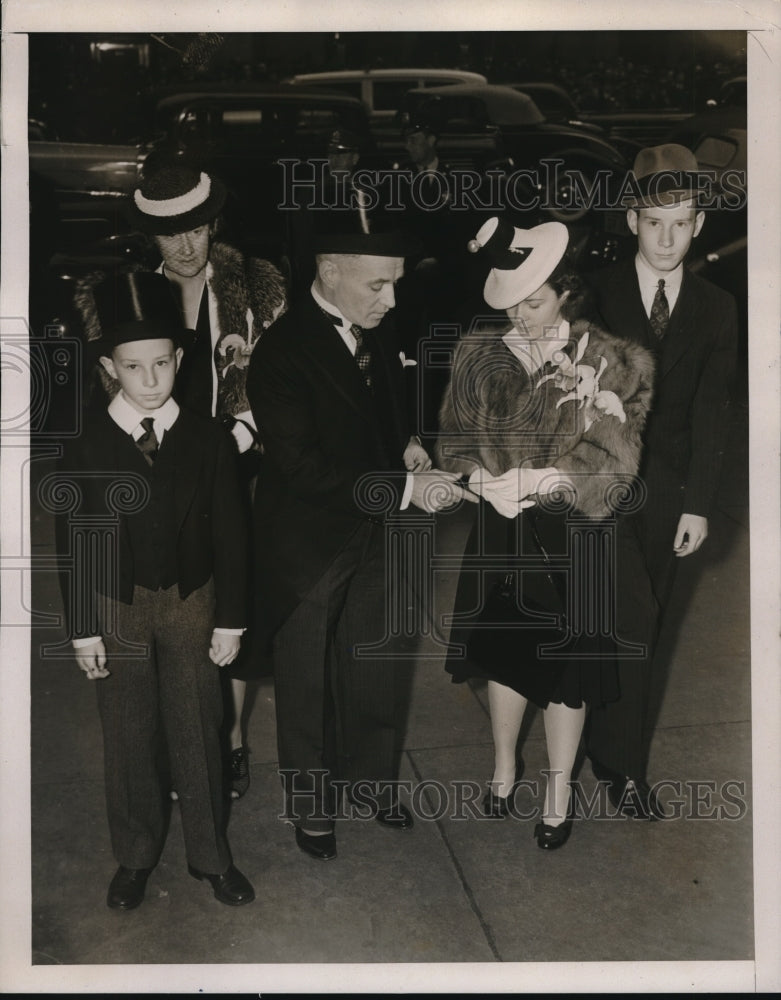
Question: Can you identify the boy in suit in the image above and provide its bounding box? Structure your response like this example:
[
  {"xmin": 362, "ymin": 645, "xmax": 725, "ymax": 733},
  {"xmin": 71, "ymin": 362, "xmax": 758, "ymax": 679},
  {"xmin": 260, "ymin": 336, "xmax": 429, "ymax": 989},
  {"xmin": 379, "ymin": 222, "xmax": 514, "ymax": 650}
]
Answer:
[
  {"xmin": 585, "ymin": 144, "xmax": 738, "ymax": 817},
  {"xmin": 58, "ymin": 272, "xmax": 255, "ymax": 909}
]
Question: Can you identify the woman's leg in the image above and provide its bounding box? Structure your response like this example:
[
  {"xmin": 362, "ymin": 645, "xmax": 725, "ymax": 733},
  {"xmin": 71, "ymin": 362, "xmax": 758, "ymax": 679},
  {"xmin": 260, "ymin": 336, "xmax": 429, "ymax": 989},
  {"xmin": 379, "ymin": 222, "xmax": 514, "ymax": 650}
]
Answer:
[
  {"xmin": 487, "ymin": 680, "xmax": 528, "ymax": 797},
  {"xmin": 229, "ymin": 678, "xmax": 246, "ymax": 751},
  {"xmin": 542, "ymin": 701, "xmax": 586, "ymax": 826}
]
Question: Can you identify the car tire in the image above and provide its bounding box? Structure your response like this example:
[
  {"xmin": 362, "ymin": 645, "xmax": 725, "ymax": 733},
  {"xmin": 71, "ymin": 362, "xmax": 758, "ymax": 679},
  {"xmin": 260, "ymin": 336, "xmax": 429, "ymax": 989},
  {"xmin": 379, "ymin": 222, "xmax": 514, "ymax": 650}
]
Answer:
[{"xmin": 542, "ymin": 166, "xmax": 592, "ymax": 223}]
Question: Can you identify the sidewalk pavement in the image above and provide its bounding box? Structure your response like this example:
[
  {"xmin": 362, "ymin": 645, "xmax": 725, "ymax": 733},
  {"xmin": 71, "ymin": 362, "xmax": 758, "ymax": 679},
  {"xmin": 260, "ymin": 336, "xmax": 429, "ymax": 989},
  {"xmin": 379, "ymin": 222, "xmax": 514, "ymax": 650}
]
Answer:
[{"xmin": 23, "ymin": 401, "xmax": 752, "ymax": 981}]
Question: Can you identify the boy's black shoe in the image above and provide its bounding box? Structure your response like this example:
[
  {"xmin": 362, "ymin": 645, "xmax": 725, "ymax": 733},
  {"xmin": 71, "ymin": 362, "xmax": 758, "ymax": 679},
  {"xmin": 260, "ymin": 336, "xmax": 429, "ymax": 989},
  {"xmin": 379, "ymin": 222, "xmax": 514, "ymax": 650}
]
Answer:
[
  {"xmin": 188, "ymin": 863, "xmax": 255, "ymax": 905},
  {"xmin": 107, "ymin": 866, "xmax": 154, "ymax": 910}
]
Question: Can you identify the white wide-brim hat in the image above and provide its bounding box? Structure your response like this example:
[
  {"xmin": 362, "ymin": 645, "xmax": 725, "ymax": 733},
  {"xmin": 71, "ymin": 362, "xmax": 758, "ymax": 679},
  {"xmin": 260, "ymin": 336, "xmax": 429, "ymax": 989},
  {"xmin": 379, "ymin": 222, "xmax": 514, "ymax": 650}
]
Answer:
[{"xmin": 468, "ymin": 217, "xmax": 570, "ymax": 310}]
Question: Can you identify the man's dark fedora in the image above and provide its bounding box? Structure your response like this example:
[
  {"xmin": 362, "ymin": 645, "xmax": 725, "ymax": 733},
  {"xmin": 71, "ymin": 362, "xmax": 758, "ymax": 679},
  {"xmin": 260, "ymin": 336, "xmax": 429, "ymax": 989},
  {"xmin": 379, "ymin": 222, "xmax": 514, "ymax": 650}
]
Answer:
[
  {"xmin": 94, "ymin": 271, "xmax": 190, "ymax": 351},
  {"xmin": 625, "ymin": 143, "xmax": 702, "ymax": 208},
  {"xmin": 127, "ymin": 158, "xmax": 227, "ymax": 236}
]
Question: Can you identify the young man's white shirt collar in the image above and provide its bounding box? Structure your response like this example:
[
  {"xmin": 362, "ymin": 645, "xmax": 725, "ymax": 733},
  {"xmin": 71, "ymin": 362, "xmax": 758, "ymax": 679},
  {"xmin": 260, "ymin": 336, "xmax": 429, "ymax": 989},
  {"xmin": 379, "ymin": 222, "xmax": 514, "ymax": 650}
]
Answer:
[
  {"xmin": 108, "ymin": 392, "xmax": 179, "ymax": 442},
  {"xmin": 635, "ymin": 252, "xmax": 683, "ymax": 318},
  {"xmin": 311, "ymin": 282, "xmax": 359, "ymax": 355}
]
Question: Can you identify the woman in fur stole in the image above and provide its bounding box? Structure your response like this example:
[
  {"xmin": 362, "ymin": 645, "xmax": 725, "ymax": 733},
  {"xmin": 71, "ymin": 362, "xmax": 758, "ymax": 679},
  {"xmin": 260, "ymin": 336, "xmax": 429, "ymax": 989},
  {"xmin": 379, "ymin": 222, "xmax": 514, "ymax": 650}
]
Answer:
[{"xmin": 436, "ymin": 217, "xmax": 655, "ymax": 849}]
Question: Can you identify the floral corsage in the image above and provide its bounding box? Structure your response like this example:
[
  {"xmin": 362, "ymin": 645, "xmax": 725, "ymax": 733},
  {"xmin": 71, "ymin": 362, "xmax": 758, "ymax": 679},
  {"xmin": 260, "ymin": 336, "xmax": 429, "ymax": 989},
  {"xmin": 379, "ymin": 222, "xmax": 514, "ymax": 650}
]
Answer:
[{"xmin": 536, "ymin": 330, "xmax": 626, "ymax": 431}]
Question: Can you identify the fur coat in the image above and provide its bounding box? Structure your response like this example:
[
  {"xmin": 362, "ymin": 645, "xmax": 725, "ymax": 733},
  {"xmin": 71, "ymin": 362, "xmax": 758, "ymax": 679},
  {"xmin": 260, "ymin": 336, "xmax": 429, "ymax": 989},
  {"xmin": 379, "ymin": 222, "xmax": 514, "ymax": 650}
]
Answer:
[
  {"xmin": 74, "ymin": 240, "xmax": 287, "ymax": 418},
  {"xmin": 436, "ymin": 317, "xmax": 655, "ymax": 519}
]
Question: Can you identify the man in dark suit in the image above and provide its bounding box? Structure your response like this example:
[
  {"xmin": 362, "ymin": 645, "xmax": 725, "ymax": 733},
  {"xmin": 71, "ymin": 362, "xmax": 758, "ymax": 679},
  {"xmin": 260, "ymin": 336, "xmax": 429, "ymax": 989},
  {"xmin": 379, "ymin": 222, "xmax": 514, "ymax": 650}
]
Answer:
[
  {"xmin": 585, "ymin": 144, "xmax": 738, "ymax": 817},
  {"xmin": 57, "ymin": 272, "xmax": 255, "ymax": 909},
  {"xmin": 246, "ymin": 215, "xmax": 474, "ymax": 861}
]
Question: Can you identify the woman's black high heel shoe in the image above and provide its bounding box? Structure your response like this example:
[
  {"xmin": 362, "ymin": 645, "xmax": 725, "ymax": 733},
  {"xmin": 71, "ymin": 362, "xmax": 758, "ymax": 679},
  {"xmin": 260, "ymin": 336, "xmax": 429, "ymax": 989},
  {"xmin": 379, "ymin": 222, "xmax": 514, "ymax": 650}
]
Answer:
[
  {"xmin": 229, "ymin": 746, "xmax": 250, "ymax": 800},
  {"xmin": 535, "ymin": 790, "xmax": 575, "ymax": 848},
  {"xmin": 534, "ymin": 818, "xmax": 573, "ymax": 849},
  {"xmin": 482, "ymin": 758, "xmax": 524, "ymax": 818}
]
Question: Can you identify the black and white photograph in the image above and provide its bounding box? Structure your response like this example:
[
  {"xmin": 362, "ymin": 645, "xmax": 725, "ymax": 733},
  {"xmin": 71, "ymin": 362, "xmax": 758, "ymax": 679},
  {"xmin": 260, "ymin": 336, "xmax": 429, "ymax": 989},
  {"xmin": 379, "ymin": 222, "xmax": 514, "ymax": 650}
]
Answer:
[{"xmin": 1, "ymin": 0, "xmax": 779, "ymax": 994}]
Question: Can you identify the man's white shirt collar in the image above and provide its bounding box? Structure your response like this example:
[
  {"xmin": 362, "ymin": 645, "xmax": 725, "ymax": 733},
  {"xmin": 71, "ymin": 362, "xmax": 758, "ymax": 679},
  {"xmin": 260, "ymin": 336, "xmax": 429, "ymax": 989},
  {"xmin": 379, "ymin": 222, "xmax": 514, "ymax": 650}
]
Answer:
[
  {"xmin": 108, "ymin": 392, "xmax": 180, "ymax": 441},
  {"xmin": 635, "ymin": 252, "xmax": 683, "ymax": 316},
  {"xmin": 311, "ymin": 283, "xmax": 358, "ymax": 355}
]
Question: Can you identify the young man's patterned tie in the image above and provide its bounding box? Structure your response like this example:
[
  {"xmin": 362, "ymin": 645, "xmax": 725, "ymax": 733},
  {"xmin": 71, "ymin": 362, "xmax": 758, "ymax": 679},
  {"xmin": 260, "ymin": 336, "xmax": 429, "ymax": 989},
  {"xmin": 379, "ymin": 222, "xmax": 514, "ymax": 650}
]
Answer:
[{"xmin": 650, "ymin": 279, "xmax": 669, "ymax": 339}]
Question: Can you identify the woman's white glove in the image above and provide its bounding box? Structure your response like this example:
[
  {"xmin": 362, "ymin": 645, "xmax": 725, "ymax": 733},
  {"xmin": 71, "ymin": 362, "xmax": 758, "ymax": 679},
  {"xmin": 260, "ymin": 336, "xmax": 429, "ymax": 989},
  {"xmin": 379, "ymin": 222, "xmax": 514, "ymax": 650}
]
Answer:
[{"xmin": 468, "ymin": 466, "xmax": 560, "ymax": 518}]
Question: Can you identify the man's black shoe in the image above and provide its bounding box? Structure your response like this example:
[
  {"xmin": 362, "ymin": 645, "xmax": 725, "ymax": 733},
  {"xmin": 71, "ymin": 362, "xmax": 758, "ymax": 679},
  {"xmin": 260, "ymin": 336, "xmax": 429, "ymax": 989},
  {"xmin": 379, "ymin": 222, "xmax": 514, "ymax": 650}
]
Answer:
[
  {"xmin": 187, "ymin": 863, "xmax": 255, "ymax": 905},
  {"xmin": 295, "ymin": 827, "xmax": 337, "ymax": 861},
  {"xmin": 591, "ymin": 759, "xmax": 664, "ymax": 820},
  {"xmin": 107, "ymin": 866, "xmax": 153, "ymax": 910},
  {"xmin": 613, "ymin": 778, "xmax": 665, "ymax": 821},
  {"xmin": 375, "ymin": 803, "xmax": 414, "ymax": 830}
]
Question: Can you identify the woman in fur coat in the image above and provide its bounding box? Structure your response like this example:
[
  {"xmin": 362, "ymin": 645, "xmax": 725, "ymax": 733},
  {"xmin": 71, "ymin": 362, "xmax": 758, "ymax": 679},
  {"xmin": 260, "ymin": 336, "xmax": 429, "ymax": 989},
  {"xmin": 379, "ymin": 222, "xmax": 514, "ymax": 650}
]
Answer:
[{"xmin": 436, "ymin": 217, "xmax": 654, "ymax": 849}]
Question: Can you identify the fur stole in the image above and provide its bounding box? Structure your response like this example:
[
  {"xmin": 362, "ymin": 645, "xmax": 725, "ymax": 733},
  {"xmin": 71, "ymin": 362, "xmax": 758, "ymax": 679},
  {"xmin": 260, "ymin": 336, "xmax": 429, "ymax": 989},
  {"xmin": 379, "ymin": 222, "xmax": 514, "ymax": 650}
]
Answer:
[
  {"xmin": 436, "ymin": 317, "xmax": 655, "ymax": 519},
  {"xmin": 73, "ymin": 241, "xmax": 287, "ymax": 415}
]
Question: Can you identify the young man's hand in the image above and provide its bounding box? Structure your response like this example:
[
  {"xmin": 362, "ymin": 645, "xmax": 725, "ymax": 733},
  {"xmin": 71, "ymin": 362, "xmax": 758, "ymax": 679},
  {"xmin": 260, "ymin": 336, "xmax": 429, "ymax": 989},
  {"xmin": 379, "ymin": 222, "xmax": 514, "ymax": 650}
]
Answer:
[
  {"xmin": 74, "ymin": 639, "xmax": 111, "ymax": 680},
  {"xmin": 674, "ymin": 513, "xmax": 708, "ymax": 556},
  {"xmin": 209, "ymin": 631, "xmax": 241, "ymax": 667}
]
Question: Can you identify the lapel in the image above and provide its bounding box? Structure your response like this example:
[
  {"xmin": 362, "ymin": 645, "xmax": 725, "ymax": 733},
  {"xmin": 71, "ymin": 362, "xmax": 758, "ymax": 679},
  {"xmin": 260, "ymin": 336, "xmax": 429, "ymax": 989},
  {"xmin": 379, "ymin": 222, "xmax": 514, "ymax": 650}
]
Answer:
[
  {"xmin": 299, "ymin": 298, "xmax": 376, "ymax": 419},
  {"xmin": 610, "ymin": 261, "xmax": 657, "ymax": 351},
  {"xmin": 659, "ymin": 269, "xmax": 697, "ymax": 377},
  {"xmin": 156, "ymin": 410, "xmax": 202, "ymax": 535}
]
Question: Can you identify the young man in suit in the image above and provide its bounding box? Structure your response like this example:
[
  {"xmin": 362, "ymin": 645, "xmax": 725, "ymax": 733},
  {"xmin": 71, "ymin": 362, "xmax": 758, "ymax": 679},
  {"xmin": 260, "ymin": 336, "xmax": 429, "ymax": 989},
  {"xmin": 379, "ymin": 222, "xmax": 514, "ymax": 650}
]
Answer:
[
  {"xmin": 246, "ymin": 214, "xmax": 475, "ymax": 861},
  {"xmin": 58, "ymin": 272, "xmax": 255, "ymax": 908},
  {"xmin": 585, "ymin": 144, "xmax": 738, "ymax": 817}
]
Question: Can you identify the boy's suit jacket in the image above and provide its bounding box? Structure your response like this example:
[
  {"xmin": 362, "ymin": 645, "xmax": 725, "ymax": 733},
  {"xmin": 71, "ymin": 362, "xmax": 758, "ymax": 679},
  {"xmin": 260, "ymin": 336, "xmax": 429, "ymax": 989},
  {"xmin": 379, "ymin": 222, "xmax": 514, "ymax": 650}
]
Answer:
[
  {"xmin": 588, "ymin": 258, "xmax": 737, "ymax": 529},
  {"xmin": 246, "ymin": 293, "xmax": 411, "ymax": 643},
  {"xmin": 57, "ymin": 407, "xmax": 248, "ymax": 640}
]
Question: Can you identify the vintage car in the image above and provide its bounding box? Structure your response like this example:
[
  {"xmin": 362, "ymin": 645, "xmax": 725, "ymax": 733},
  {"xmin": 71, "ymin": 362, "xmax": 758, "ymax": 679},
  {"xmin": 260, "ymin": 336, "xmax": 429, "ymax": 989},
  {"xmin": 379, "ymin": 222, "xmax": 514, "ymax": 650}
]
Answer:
[
  {"xmin": 506, "ymin": 81, "xmax": 694, "ymax": 155},
  {"xmin": 392, "ymin": 83, "xmax": 630, "ymax": 222},
  {"xmin": 286, "ymin": 67, "xmax": 487, "ymax": 125},
  {"xmin": 29, "ymin": 85, "xmax": 381, "ymax": 264}
]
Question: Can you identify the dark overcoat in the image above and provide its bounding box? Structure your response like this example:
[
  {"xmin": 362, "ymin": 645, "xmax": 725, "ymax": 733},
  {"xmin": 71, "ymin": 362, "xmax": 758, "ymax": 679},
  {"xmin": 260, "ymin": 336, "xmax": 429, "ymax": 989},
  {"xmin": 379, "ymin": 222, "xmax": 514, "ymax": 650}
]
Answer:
[{"xmin": 246, "ymin": 294, "xmax": 411, "ymax": 644}]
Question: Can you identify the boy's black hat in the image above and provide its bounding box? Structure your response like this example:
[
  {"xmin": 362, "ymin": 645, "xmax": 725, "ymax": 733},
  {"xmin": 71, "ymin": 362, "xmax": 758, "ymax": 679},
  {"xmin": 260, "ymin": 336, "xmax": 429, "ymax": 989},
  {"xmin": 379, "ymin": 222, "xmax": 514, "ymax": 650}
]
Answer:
[{"xmin": 94, "ymin": 271, "xmax": 190, "ymax": 352}]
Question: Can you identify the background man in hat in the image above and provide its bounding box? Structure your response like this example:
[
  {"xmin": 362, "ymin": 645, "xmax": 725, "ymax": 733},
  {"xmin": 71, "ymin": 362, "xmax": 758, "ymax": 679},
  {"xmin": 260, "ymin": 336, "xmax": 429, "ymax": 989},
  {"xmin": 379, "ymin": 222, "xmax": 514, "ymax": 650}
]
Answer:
[
  {"xmin": 127, "ymin": 156, "xmax": 287, "ymax": 800},
  {"xmin": 585, "ymin": 143, "xmax": 738, "ymax": 817},
  {"xmin": 57, "ymin": 271, "xmax": 255, "ymax": 909},
  {"xmin": 246, "ymin": 215, "xmax": 475, "ymax": 861},
  {"xmin": 284, "ymin": 127, "xmax": 370, "ymax": 298}
]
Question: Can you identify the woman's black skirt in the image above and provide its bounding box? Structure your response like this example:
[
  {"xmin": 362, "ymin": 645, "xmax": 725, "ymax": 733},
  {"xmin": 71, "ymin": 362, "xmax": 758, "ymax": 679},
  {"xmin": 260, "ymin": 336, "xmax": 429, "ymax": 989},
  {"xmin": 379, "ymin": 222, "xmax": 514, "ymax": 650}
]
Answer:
[{"xmin": 445, "ymin": 502, "xmax": 621, "ymax": 709}]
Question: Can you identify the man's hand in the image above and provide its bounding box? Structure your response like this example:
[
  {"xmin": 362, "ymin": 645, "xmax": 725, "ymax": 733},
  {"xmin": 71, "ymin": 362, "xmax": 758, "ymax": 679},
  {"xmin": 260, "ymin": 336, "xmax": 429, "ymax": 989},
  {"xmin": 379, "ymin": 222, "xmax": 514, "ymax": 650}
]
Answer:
[
  {"xmin": 403, "ymin": 437, "xmax": 432, "ymax": 472},
  {"xmin": 673, "ymin": 513, "xmax": 708, "ymax": 557},
  {"xmin": 75, "ymin": 639, "xmax": 110, "ymax": 680},
  {"xmin": 409, "ymin": 470, "xmax": 479, "ymax": 512},
  {"xmin": 209, "ymin": 632, "xmax": 242, "ymax": 667}
]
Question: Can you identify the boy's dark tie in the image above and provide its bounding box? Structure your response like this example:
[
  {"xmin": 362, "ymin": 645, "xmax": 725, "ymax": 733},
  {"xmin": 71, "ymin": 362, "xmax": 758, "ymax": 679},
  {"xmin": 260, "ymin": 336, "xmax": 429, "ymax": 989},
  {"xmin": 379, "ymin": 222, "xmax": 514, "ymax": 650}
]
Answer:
[
  {"xmin": 650, "ymin": 279, "xmax": 669, "ymax": 339},
  {"xmin": 135, "ymin": 417, "xmax": 159, "ymax": 465},
  {"xmin": 350, "ymin": 324, "xmax": 372, "ymax": 389}
]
